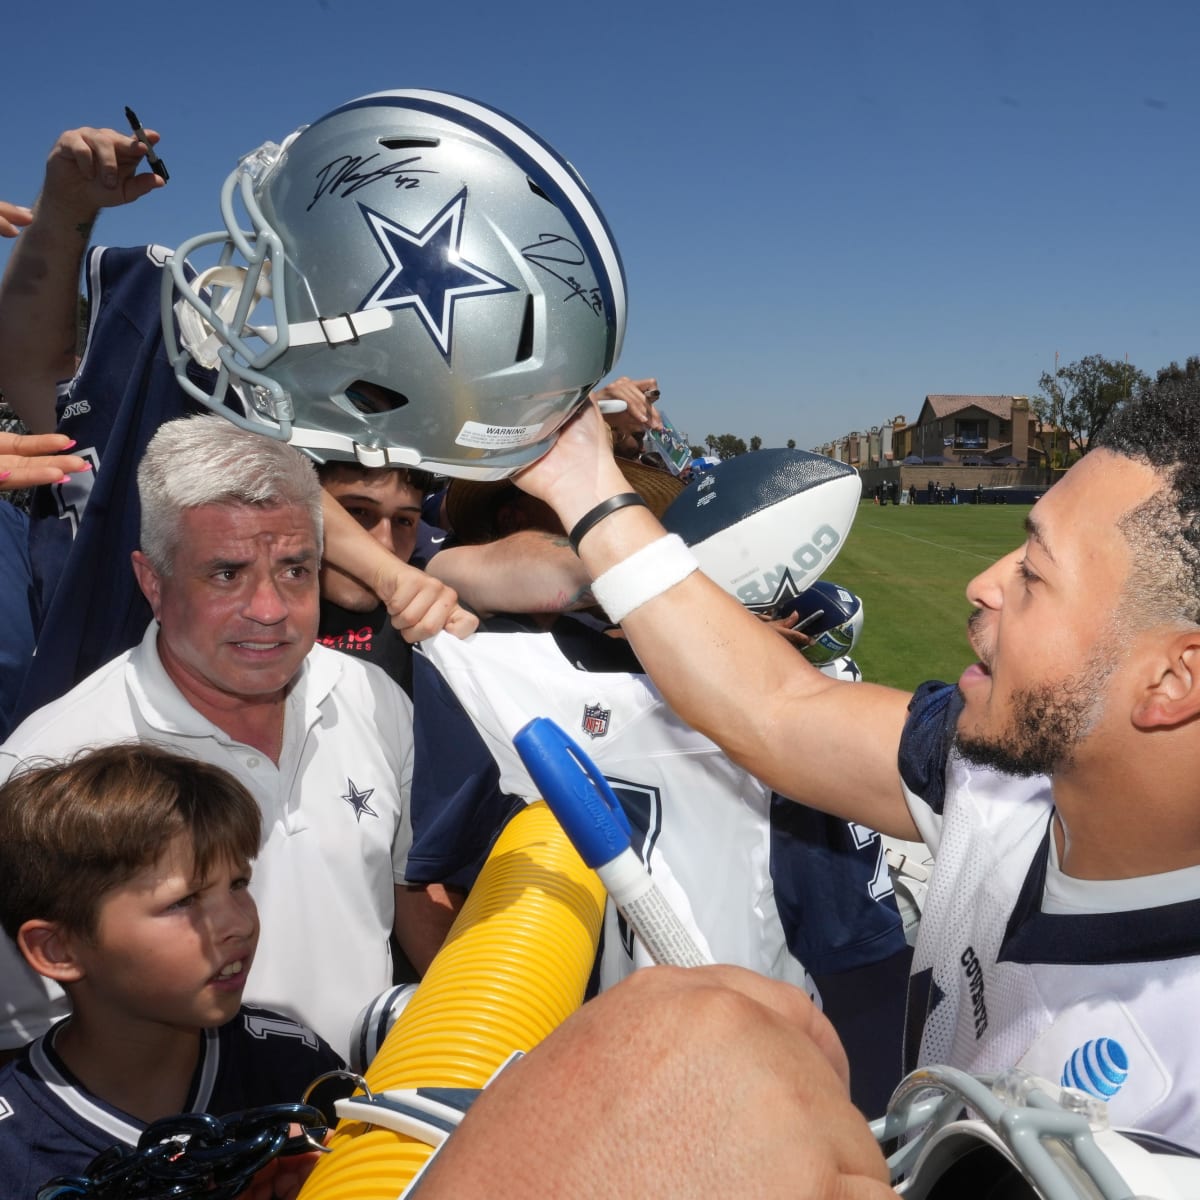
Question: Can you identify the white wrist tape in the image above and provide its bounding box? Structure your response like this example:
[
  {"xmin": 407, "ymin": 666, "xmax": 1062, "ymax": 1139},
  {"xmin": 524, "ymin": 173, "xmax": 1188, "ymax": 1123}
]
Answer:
[{"xmin": 591, "ymin": 534, "xmax": 699, "ymax": 623}]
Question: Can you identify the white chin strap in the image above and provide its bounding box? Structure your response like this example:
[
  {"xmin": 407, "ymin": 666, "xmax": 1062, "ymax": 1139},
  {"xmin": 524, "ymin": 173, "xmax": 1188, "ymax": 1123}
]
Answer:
[{"xmin": 176, "ymin": 261, "xmax": 392, "ymax": 371}]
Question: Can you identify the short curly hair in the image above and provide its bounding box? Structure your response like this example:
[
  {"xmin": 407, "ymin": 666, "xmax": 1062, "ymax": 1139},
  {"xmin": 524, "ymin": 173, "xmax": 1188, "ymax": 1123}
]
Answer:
[{"xmin": 1096, "ymin": 375, "xmax": 1200, "ymax": 625}]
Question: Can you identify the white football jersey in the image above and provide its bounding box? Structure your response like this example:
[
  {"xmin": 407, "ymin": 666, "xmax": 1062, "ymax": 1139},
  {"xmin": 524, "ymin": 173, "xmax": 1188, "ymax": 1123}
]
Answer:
[
  {"xmin": 901, "ymin": 683, "xmax": 1200, "ymax": 1150},
  {"xmin": 420, "ymin": 628, "xmax": 822, "ymax": 995}
]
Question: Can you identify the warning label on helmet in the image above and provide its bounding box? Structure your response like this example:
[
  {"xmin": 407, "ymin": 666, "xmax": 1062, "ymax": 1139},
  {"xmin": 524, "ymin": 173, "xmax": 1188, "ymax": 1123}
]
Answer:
[{"xmin": 456, "ymin": 420, "xmax": 545, "ymax": 449}]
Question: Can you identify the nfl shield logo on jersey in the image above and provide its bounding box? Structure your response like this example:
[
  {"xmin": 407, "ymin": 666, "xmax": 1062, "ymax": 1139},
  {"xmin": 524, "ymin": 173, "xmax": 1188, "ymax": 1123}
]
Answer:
[{"xmin": 581, "ymin": 703, "xmax": 611, "ymax": 739}]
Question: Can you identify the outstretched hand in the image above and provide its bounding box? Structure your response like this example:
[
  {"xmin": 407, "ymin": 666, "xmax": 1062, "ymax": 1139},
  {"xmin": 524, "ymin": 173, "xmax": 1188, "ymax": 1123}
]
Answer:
[
  {"xmin": 0, "ymin": 432, "xmax": 91, "ymax": 490},
  {"xmin": 41, "ymin": 125, "xmax": 166, "ymax": 221}
]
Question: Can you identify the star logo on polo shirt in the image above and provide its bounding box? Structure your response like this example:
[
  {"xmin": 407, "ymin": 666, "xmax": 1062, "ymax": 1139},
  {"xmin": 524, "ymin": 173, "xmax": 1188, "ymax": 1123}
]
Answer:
[
  {"xmin": 358, "ymin": 189, "xmax": 516, "ymax": 360},
  {"xmin": 342, "ymin": 778, "xmax": 378, "ymax": 822}
]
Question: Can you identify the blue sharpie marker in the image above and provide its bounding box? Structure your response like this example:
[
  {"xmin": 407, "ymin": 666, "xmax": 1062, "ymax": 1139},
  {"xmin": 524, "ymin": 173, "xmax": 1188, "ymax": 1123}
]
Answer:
[{"xmin": 513, "ymin": 717, "xmax": 711, "ymax": 968}]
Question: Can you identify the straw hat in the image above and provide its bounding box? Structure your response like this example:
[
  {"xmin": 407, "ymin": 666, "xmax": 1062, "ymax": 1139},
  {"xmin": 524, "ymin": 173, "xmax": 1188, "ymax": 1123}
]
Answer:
[{"xmin": 445, "ymin": 459, "xmax": 683, "ymax": 545}]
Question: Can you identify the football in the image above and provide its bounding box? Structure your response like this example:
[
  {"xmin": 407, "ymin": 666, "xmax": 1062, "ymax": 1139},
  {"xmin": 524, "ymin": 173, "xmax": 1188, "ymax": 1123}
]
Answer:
[{"xmin": 660, "ymin": 449, "xmax": 861, "ymax": 609}]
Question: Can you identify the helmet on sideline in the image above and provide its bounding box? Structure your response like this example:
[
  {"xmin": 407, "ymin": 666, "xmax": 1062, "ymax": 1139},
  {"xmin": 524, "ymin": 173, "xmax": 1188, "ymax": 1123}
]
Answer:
[{"xmin": 164, "ymin": 89, "xmax": 626, "ymax": 480}]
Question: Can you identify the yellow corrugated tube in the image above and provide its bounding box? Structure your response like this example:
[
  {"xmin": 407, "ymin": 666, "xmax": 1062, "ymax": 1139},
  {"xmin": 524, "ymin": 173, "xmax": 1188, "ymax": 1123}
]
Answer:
[{"xmin": 298, "ymin": 800, "xmax": 606, "ymax": 1200}]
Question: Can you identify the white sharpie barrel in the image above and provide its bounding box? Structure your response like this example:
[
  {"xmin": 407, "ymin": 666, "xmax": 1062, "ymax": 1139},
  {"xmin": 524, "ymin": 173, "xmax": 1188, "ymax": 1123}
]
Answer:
[{"xmin": 599, "ymin": 848, "xmax": 712, "ymax": 968}]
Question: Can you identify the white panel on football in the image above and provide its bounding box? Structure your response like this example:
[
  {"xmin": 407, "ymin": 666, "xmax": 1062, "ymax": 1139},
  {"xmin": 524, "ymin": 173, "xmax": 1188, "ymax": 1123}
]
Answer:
[{"xmin": 671, "ymin": 471, "xmax": 861, "ymax": 604}]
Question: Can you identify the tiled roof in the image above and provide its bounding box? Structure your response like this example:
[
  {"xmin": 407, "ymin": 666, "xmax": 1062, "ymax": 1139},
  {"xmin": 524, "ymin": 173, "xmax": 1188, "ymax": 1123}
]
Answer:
[{"xmin": 923, "ymin": 394, "xmax": 1018, "ymax": 420}]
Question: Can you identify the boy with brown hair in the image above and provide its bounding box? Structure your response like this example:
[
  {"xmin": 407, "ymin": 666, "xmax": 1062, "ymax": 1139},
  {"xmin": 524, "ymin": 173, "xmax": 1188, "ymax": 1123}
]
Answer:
[{"xmin": 0, "ymin": 743, "xmax": 342, "ymax": 1194}]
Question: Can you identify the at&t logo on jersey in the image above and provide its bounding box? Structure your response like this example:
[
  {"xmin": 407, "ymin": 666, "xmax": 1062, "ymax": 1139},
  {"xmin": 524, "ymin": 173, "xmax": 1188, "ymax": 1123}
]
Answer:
[{"xmin": 1062, "ymin": 1037, "xmax": 1129, "ymax": 1099}]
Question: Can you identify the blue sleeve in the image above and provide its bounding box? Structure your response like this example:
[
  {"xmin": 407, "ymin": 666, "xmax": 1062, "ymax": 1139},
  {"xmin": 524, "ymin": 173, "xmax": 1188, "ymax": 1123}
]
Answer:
[
  {"xmin": 18, "ymin": 246, "xmax": 200, "ymax": 722},
  {"xmin": 407, "ymin": 654, "xmax": 522, "ymax": 889},
  {"xmin": 769, "ymin": 798, "xmax": 906, "ymax": 975},
  {"xmin": 0, "ymin": 502, "xmax": 34, "ymax": 739},
  {"xmin": 897, "ymin": 680, "xmax": 962, "ymax": 815}
]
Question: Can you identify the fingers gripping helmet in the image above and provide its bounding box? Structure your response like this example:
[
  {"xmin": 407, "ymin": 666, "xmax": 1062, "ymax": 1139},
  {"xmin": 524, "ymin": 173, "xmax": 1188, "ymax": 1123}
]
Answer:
[
  {"xmin": 163, "ymin": 90, "xmax": 626, "ymax": 479},
  {"xmin": 775, "ymin": 580, "xmax": 864, "ymax": 665}
]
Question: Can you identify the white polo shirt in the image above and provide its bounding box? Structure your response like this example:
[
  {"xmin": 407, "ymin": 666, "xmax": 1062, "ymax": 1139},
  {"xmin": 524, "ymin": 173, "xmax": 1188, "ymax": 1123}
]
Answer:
[{"xmin": 0, "ymin": 622, "xmax": 414, "ymax": 1059}]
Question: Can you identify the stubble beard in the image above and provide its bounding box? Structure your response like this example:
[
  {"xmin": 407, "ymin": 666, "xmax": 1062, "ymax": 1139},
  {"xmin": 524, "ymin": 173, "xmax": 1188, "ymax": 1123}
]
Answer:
[{"xmin": 954, "ymin": 648, "xmax": 1118, "ymax": 778}]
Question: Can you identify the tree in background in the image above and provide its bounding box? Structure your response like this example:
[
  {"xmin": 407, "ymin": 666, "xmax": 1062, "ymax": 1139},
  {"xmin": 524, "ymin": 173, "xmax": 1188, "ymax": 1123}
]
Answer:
[
  {"xmin": 749, "ymin": 435, "xmax": 762, "ymax": 452},
  {"xmin": 1156, "ymin": 356, "xmax": 1200, "ymax": 385},
  {"xmin": 1034, "ymin": 353, "xmax": 1149, "ymax": 459},
  {"xmin": 704, "ymin": 433, "xmax": 748, "ymax": 460},
  {"xmin": 787, "ymin": 439, "xmax": 796, "ymax": 449}
]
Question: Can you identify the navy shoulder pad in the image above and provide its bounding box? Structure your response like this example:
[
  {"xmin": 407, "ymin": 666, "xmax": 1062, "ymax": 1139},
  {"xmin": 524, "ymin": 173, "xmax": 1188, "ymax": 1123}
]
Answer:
[{"xmin": 898, "ymin": 681, "xmax": 962, "ymax": 815}]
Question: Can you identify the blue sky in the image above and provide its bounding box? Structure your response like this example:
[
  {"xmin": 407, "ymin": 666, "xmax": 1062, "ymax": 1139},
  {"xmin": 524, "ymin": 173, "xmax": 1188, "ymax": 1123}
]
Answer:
[{"xmin": 3, "ymin": 0, "xmax": 1197, "ymax": 450}]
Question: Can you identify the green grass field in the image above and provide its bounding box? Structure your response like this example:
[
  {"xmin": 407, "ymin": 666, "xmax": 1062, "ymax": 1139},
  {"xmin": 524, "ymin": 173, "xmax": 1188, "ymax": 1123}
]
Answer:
[{"xmin": 828, "ymin": 502, "xmax": 1031, "ymax": 691}]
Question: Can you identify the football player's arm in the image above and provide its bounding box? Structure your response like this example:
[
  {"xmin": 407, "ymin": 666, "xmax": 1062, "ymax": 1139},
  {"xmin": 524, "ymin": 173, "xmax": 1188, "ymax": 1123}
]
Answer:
[
  {"xmin": 0, "ymin": 125, "xmax": 165, "ymax": 432},
  {"xmin": 516, "ymin": 401, "xmax": 919, "ymax": 839},
  {"xmin": 425, "ymin": 530, "xmax": 597, "ymax": 615},
  {"xmin": 320, "ymin": 493, "xmax": 478, "ymax": 640},
  {"xmin": 416, "ymin": 965, "xmax": 894, "ymax": 1199}
]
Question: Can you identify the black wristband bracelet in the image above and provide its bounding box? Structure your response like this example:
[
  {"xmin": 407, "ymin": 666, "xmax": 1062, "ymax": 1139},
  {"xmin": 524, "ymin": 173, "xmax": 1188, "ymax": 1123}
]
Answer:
[{"xmin": 568, "ymin": 492, "xmax": 648, "ymax": 554}]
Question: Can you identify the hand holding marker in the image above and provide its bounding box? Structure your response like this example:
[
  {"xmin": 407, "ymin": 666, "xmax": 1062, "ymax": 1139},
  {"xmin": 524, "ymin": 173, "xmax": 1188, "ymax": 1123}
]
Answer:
[
  {"xmin": 513, "ymin": 717, "xmax": 712, "ymax": 968},
  {"xmin": 125, "ymin": 106, "xmax": 169, "ymax": 181}
]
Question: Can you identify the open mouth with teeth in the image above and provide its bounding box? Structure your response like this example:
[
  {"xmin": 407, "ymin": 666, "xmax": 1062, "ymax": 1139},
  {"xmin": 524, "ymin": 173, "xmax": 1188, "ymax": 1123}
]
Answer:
[{"xmin": 215, "ymin": 959, "xmax": 247, "ymax": 981}]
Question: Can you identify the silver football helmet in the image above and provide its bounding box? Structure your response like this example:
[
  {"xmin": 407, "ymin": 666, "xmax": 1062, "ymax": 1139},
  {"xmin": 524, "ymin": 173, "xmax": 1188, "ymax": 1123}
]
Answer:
[
  {"xmin": 875, "ymin": 1065, "xmax": 1200, "ymax": 1198},
  {"xmin": 163, "ymin": 90, "xmax": 626, "ymax": 478}
]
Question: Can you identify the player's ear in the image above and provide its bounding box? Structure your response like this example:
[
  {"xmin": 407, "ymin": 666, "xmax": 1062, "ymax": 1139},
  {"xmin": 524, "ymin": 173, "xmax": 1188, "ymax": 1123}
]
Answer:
[
  {"xmin": 131, "ymin": 550, "xmax": 164, "ymax": 619},
  {"xmin": 1131, "ymin": 631, "xmax": 1200, "ymax": 730},
  {"xmin": 18, "ymin": 920, "xmax": 87, "ymax": 984}
]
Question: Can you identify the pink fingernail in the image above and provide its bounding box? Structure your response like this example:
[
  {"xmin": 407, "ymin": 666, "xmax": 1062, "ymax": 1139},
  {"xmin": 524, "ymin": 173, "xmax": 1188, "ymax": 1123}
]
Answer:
[
  {"xmin": 0, "ymin": 471, "xmax": 11, "ymax": 481},
  {"xmin": 63, "ymin": 438, "xmax": 77, "ymax": 449}
]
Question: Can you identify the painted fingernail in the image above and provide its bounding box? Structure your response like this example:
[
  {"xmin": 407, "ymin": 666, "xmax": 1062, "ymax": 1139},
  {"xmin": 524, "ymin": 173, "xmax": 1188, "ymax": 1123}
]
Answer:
[
  {"xmin": 0, "ymin": 470, "xmax": 11, "ymax": 481},
  {"xmin": 63, "ymin": 438, "xmax": 77, "ymax": 449}
]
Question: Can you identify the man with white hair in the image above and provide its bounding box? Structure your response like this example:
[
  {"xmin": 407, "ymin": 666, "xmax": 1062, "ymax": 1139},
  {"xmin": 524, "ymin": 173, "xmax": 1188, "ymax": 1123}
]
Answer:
[{"xmin": 0, "ymin": 414, "xmax": 454, "ymax": 1060}]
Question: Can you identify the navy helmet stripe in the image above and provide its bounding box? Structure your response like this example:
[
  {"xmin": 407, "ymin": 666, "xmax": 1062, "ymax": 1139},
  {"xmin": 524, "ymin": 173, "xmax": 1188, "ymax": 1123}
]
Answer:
[{"xmin": 306, "ymin": 90, "xmax": 626, "ymax": 369}]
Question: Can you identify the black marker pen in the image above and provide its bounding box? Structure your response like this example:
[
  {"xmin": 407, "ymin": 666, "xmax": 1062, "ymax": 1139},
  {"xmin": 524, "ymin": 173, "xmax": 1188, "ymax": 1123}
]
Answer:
[{"xmin": 124, "ymin": 106, "xmax": 169, "ymax": 181}]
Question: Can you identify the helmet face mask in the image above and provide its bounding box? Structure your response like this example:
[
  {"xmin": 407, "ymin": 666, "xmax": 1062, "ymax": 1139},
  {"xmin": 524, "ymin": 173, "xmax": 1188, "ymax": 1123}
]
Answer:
[{"xmin": 164, "ymin": 90, "xmax": 626, "ymax": 479}]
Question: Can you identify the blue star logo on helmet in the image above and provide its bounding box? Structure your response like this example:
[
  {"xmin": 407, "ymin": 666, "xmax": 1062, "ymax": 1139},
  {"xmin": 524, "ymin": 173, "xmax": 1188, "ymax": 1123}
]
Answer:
[
  {"xmin": 1061, "ymin": 1037, "xmax": 1129, "ymax": 1099},
  {"xmin": 358, "ymin": 189, "xmax": 516, "ymax": 360}
]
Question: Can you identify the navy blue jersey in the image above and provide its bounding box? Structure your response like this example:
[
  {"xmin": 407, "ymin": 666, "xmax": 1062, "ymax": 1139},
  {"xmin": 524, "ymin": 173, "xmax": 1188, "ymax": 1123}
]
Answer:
[
  {"xmin": 0, "ymin": 1005, "xmax": 342, "ymax": 1197},
  {"xmin": 0, "ymin": 500, "xmax": 34, "ymax": 740},
  {"xmin": 15, "ymin": 245, "xmax": 211, "ymax": 724}
]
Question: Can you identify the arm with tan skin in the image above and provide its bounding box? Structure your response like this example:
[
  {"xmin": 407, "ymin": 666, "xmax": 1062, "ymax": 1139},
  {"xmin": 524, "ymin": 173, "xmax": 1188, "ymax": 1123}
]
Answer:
[
  {"xmin": 515, "ymin": 401, "xmax": 920, "ymax": 839},
  {"xmin": 416, "ymin": 965, "xmax": 894, "ymax": 1199},
  {"xmin": 392, "ymin": 881, "xmax": 467, "ymax": 973},
  {"xmin": 0, "ymin": 126, "xmax": 165, "ymax": 432},
  {"xmin": 426, "ymin": 528, "xmax": 596, "ymax": 615},
  {"xmin": 320, "ymin": 493, "xmax": 478, "ymax": 640}
]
